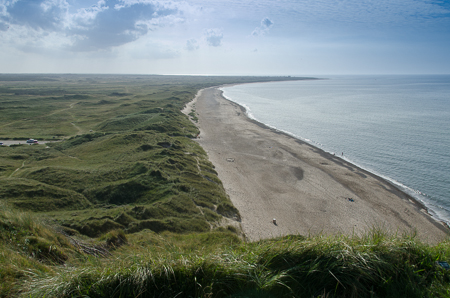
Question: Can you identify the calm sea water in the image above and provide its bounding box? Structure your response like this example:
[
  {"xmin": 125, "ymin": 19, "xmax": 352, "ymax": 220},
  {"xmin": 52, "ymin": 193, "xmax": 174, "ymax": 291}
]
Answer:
[{"xmin": 221, "ymin": 75, "xmax": 450, "ymax": 226}]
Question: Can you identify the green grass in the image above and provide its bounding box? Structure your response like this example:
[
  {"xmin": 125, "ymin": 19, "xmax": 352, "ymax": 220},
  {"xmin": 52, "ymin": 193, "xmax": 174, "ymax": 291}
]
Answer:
[
  {"xmin": 188, "ymin": 108, "xmax": 199, "ymax": 123},
  {"xmin": 4, "ymin": 217, "xmax": 449, "ymax": 298},
  {"xmin": 0, "ymin": 201, "xmax": 76, "ymax": 296},
  {"xmin": 1, "ymin": 130, "xmax": 238, "ymax": 237},
  {"xmin": 1, "ymin": 171, "xmax": 450, "ymax": 298}
]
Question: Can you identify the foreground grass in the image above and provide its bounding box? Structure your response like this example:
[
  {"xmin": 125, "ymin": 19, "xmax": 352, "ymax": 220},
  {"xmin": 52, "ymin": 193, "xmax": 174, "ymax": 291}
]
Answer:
[
  {"xmin": 14, "ymin": 231, "xmax": 450, "ymax": 297},
  {"xmin": 2, "ymin": 202, "xmax": 450, "ymax": 298}
]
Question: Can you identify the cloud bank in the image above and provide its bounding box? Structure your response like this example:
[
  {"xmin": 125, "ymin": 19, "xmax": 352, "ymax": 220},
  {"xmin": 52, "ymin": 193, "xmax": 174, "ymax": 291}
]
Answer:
[
  {"xmin": 1, "ymin": 0, "xmax": 449, "ymax": 74},
  {"xmin": 0, "ymin": 0, "xmax": 188, "ymax": 51}
]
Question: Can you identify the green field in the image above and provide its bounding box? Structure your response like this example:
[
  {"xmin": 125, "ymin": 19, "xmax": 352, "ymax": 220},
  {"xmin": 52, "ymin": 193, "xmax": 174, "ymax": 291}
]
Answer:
[{"xmin": 1, "ymin": 74, "xmax": 450, "ymax": 297}]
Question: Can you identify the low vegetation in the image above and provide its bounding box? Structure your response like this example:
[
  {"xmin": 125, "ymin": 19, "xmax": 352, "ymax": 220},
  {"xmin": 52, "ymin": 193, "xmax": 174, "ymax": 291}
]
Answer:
[
  {"xmin": 2, "ymin": 74, "xmax": 297, "ymax": 238},
  {"xmin": 2, "ymin": 203, "xmax": 450, "ymax": 297},
  {"xmin": 1, "ymin": 74, "xmax": 449, "ymax": 297}
]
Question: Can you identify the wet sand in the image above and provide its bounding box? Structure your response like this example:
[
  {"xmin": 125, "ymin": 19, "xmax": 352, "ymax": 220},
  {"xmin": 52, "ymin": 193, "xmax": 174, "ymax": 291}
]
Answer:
[{"xmin": 183, "ymin": 87, "xmax": 449, "ymax": 244}]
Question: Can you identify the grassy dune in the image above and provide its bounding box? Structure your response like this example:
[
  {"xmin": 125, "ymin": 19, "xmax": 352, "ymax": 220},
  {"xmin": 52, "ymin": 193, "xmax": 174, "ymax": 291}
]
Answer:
[
  {"xmin": 2, "ymin": 203, "xmax": 450, "ymax": 297},
  {"xmin": 1, "ymin": 74, "xmax": 297, "ymax": 237},
  {"xmin": 1, "ymin": 74, "xmax": 450, "ymax": 297}
]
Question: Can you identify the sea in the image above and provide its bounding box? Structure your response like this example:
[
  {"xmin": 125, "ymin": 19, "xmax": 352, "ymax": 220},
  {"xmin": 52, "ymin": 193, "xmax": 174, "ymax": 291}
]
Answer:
[{"xmin": 220, "ymin": 75, "xmax": 450, "ymax": 226}]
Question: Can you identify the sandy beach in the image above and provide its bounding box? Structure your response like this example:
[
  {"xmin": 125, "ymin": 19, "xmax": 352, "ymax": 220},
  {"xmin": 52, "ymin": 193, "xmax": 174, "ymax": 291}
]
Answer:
[{"xmin": 183, "ymin": 87, "xmax": 449, "ymax": 244}]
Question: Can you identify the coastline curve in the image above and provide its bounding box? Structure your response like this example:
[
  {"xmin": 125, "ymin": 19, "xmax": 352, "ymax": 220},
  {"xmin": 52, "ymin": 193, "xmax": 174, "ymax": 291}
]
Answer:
[{"xmin": 184, "ymin": 86, "xmax": 449, "ymax": 244}]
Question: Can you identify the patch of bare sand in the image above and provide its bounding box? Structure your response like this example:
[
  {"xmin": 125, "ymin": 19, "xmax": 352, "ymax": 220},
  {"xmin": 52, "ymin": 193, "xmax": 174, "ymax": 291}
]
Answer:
[{"xmin": 183, "ymin": 87, "xmax": 449, "ymax": 244}]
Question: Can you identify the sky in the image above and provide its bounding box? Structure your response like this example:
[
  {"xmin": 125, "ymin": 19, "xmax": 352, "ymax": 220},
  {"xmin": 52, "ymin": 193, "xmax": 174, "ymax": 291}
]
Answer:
[{"xmin": 0, "ymin": 0, "xmax": 450, "ymax": 75}]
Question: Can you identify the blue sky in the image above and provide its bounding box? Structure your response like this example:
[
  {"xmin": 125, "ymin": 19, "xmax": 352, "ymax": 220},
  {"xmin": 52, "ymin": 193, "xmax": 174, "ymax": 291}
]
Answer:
[{"xmin": 1, "ymin": 0, "xmax": 449, "ymax": 75}]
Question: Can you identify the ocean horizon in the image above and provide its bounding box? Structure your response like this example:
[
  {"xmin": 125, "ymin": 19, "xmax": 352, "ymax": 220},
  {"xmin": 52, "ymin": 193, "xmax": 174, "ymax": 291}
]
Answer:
[{"xmin": 221, "ymin": 75, "xmax": 450, "ymax": 226}]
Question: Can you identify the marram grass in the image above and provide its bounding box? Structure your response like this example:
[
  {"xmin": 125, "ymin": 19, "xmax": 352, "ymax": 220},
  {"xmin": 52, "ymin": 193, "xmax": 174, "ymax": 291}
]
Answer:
[
  {"xmin": 16, "ymin": 229, "xmax": 450, "ymax": 298},
  {"xmin": 2, "ymin": 200, "xmax": 450, "ymax": 297}
]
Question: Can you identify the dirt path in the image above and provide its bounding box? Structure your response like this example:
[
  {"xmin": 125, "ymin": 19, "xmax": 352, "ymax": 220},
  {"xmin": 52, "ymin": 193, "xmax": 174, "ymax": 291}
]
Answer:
[
  {"xmin": 70, "ymin": 121, "xmax": 84, "ymax": 135},
  {"xmin": 9, "ymin": 161, "xmax": 26, "ymax": 178}
]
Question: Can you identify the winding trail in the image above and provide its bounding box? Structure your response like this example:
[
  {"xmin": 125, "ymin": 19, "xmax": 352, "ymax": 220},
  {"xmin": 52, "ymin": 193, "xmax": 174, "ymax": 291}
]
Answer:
[{"xmin": 9, "ymin": 161, "xmax": 26, "ymax": 178}]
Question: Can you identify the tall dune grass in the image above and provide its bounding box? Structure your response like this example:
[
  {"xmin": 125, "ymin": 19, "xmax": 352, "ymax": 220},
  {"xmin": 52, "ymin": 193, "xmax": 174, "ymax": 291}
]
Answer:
[{"xmin": 19, "ymin": 229, "xmax": 450, "ymax": 298}]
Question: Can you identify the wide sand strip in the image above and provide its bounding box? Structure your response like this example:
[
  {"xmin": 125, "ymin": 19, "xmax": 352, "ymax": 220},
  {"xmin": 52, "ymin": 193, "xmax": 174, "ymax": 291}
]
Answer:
[{"xmin": 184, "ymin": 87, "xmax": 449, "ymax": 244}]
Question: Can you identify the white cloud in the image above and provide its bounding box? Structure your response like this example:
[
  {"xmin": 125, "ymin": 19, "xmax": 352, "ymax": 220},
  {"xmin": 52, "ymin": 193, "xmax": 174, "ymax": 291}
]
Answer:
[
  {"xmin": 252, "ymin": 17, "xmax": 273, "ymax": 36},
  {"xmin": 69, "ymin": 1, "xmax": 109, "ymax": 28},
  {"xmin": 204, "ymin": 28, "xmax": 223, "ymax": 47}
]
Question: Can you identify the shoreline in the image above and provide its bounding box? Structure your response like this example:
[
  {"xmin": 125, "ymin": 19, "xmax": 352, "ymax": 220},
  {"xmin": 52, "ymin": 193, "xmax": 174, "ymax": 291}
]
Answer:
[
  {"xmin": 219, "ymin": 88, "xmax": 449, "ymax": 227},
  {"xmin": 219, "ymin": 92, "xmax": 437, "ymax": 221},
  {"xmin": 184, "ymin": 86, "xmax": 449, "ymax": 244}
]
